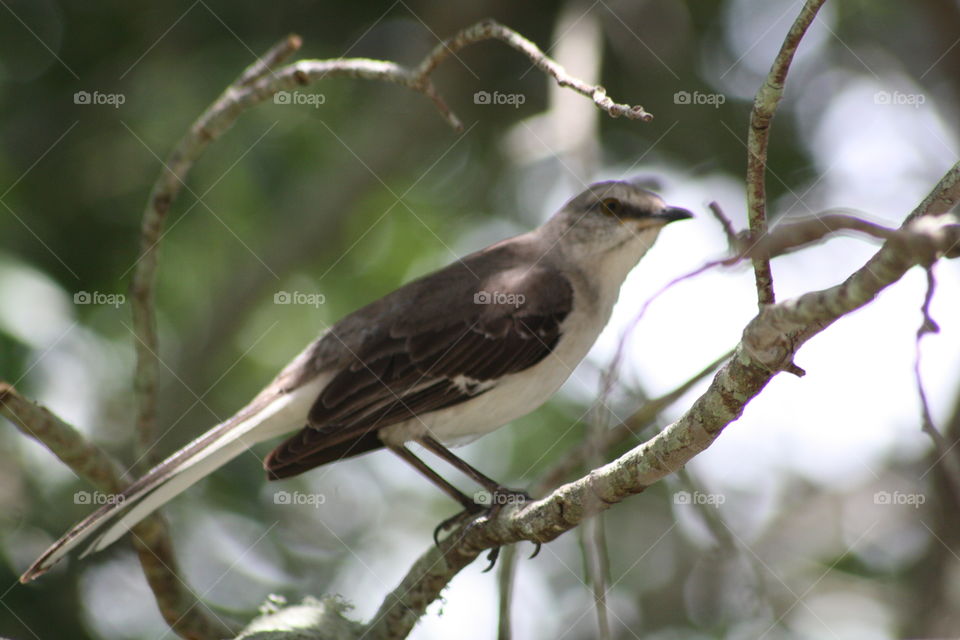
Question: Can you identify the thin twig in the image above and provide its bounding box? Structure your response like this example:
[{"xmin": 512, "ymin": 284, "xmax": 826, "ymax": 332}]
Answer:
[
  {"xmin": 915, "ymin": 266, "xmax": 942, "ymax": 444},
  {"xmin": 593, "ymin": 260, "xmax": 726, "ymax": 424},
  {"xmin": 236, "ymin": 33, "xmax": 302, "ymax": 87},
  {"xmin": 414, "ymin": 19, "xmax": 652, "ymax": 121},
  {"xmin": 745, "ymin": 0, "xmax": 828, "ymax": 306},
  {"xmin": 912, "ymin": 267, "xmax": 960, "ymax": 501},
  {"xmin": 496, "ymin": 545, "xmax": 517, "ymax": 640},
  {"xmin": 581, "ymin": 515, "xmax": 612, "ymax": 640},
  {"xmin": 584, "ymin": 384, "xmax": 613, "ymax": 640},
  {"xmin": 708, "ymin": 200, "xmax": 739, "ymax": 250},
  {"xmin": 733, "ymin": 213, "xmax": 958, "ymax": 263}
]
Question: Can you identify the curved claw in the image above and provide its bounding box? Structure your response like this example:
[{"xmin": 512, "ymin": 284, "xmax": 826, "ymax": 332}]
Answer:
[
  {"xmin": 433, "ymin": 508, "xmax": 477, "ymax": 546},
  {"xmin": 482, "ymin": 546, "xmax": 501, "ymax": 572},
  {"xmin": 528, "ymin": 542, "xmax": 542, "ymax": 559},
  {"xmin": 432, "ymin": 486, "xmax": 537, "ymax": 564},
  {"xmin": 432, "ymin": 521, "xmax": 446, "ymax": 547}
]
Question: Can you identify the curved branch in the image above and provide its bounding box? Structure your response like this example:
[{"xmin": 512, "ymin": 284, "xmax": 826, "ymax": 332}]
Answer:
[
  {"xmin": 745, "ymin": 0, "xmax": 827, "ymax": 306},
  {"xmin": 734, "ymin": 212, "xmax": 959, "ymax": 262},
  {"xmin": 414, "ymin": 19, "xmax": 652, "ymax": 121}
]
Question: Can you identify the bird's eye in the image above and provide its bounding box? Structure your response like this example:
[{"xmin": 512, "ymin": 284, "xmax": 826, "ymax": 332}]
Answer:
[{"xmin": 601, "ymin": 198, "xmax": 622, "ymax": 216}]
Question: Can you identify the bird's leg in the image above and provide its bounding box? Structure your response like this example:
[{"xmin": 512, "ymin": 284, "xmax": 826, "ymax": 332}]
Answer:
[
  {"xmin": 388, "ymin": 444, "xmax": 486, "ymax": 545},
  {"xmin": 417, "ymin": 436, "xmax": 540, "ymax": 570},
  {"xmin": 387, "ymin": 444, "xmax": 477, "ymax": 510},
  {"xmin": 418, "ymin": 436, "xmax": 532, "ymax": 506}
]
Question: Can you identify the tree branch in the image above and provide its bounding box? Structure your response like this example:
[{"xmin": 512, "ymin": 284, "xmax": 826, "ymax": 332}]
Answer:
[
  {"xmin": 414, "ymin": 20, "xmax": 652, "ymax": 121},
  {"xmin": 496, "ymin": 543, "xmax": 517, "ymax": 640},
  {"xmin": 1, "ymin": 383, "xmax": 126, "ymax": 492},
  {"xmin": 733, "ymin": 211, "xmax": 959, "ymax": 262},
  {"xmin": 745, "ymin": 0, "xmax": 827, "ymax": 306},
  {"xmin": 361, "ymin": 164, "xmax": 960, "ymax": 640},
  {"xmin": 911, "ymin": 266, "xmax": 960, "ymax": 503}
]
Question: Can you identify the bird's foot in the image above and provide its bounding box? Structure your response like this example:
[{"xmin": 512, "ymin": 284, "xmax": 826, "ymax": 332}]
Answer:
[
  {"xmin": 432, "ymin": 506, "xmax": 481, "ymax": 545},
  {"xmin": 432, "ymin": 486, "xmax": 541, "ymax": 571}
]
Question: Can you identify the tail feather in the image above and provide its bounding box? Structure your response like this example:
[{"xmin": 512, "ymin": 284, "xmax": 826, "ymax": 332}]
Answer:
[
  {"xmin": 19, "ymin": 383, "xmax": 317, "ymax": 583},
  {"xmin": 82, "ymin": 434, "xmax": 258, "ymax": 556}
]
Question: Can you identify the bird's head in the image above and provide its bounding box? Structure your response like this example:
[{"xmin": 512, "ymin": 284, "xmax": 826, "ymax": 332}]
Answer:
[{"xmin": 544, "ymin": 180, "xmax": 693, "ymax": 266}]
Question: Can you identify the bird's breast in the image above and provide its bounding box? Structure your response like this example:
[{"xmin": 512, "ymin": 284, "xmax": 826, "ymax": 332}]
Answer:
[{"xmin": 382, "ymin": 285, "xmax": 617, "ymax": 446}]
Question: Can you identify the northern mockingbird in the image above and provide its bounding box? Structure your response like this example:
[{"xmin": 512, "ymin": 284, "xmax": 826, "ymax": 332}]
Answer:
[{"xmin": 21, "ymin": 180, "xmax": 691, "ymax": 582}]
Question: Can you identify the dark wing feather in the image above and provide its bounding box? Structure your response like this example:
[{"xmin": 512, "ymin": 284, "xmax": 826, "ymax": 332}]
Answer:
[{"xmin": 264, "ymin": 257, "xmax": 573, "ymax": 479}]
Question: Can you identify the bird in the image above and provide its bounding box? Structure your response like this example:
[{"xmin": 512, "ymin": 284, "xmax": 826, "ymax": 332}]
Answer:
[{"xmin": 21, "ymin": 180, "xmax": 692, "ymax": 582}]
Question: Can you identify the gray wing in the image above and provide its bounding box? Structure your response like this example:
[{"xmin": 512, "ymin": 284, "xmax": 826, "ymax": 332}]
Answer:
[{"xmin": 264, "ymin": 253, "xmax": 573, "ymax": 479}]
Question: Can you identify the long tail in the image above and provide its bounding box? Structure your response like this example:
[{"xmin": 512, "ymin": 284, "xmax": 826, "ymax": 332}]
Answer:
[{"xmin": 20, "ymin": 385, "xmax": 312, "ymax": 583}]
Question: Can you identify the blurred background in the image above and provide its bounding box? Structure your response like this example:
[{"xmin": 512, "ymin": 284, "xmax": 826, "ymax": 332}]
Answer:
[{"xmin": 1, "ymin": 1, "xmax": 959, "ymax": 638}]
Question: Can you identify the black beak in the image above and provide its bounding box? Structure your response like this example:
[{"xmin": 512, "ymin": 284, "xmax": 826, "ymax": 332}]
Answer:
[{"xmin": 653, "ymin": 206, "xmax": 694, "ymax": 224}]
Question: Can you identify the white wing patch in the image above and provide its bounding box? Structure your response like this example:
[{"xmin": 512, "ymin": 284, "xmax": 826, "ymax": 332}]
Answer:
[{"xmin": 449, "ymin": 375, "xmax": 496, "ymax": 396}]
